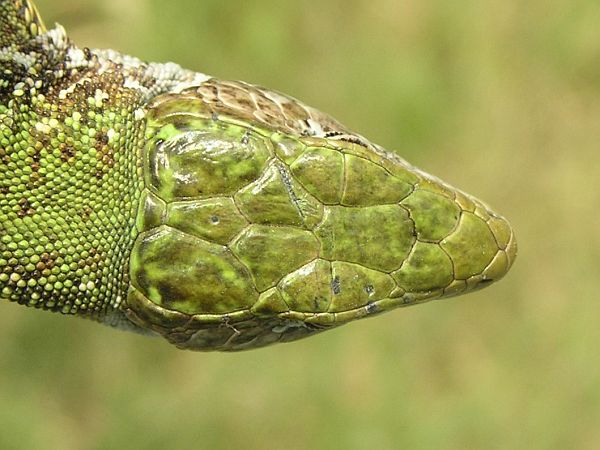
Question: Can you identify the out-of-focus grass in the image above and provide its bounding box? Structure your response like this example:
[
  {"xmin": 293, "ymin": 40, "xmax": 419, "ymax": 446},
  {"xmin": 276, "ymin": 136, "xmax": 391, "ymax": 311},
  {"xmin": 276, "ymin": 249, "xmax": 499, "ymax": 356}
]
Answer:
[{"xmin": 2, "ymin": 0, "xmax": 600, "ymax": 449}]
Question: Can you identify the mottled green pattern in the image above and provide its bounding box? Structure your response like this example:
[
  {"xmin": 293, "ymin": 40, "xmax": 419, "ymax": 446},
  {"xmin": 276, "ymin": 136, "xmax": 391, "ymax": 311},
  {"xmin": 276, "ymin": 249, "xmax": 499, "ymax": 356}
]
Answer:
[
  {"xmin": 1, "ymin": 0, "xmax": 516, "ymax": 352},
  {"xmin": 131, "ymin": 226, "xmax": 257, "ymax": 315},
  {"xmin": 0, "ymin": 0, "xmax": 145, "ymax": 320}
]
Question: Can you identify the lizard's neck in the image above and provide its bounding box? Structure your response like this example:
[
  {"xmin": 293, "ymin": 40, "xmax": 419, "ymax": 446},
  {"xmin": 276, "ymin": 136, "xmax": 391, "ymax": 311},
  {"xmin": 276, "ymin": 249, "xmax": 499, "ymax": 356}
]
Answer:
[
  {"xmin": 0, "ymin": 1, "xmax": 209, "ymax": 321},
  {"xmin": 1, "ymin": 30, "xmax": 147, "ymax": 318}
]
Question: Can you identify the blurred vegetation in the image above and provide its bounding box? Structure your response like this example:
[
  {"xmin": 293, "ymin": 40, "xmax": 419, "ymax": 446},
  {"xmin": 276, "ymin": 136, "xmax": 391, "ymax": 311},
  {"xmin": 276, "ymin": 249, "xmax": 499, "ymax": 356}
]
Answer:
[{"xmin": 2, "ymin": 0, "xmax": 600, "ymax": 449}]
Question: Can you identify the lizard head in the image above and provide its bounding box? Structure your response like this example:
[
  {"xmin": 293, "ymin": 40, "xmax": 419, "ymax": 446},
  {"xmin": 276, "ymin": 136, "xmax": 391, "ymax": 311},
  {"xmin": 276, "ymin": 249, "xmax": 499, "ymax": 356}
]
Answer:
[{"xmin": 1, "ymin": 0, "xmax": 517, "ymax": 351}]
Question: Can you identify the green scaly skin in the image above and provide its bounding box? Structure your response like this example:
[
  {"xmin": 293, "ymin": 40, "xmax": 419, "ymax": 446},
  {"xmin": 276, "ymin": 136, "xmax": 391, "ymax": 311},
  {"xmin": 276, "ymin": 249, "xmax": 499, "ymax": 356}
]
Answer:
[{"xmin": 0, "ymin": 0, "xmax": 517, "ymax": 351}]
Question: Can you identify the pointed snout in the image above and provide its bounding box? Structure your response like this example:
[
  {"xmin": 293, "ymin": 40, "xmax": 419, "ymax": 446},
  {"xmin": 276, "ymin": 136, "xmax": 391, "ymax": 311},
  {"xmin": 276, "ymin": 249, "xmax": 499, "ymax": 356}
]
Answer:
[
  {"xmin": 392, "ymin": 185, "xmax": 517, "ymax": 301},
  {"xmin": 440, "ymin": 207, "xmax": 517, "ymax": 295}
]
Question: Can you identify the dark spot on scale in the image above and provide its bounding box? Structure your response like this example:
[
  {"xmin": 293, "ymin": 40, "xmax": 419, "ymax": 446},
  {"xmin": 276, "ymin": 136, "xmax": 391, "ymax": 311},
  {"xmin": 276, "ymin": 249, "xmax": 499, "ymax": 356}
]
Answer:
[
  {"xmin": 210, "ymin": 215, "xmax": 220, "ymax": 225},
  {"xmin": 365, "ymin": 285, "xmax": 374, "ymax": 295},
  {"xmin": 96, "ymin": 131, "xmax": 109, "ymax": 145},
  {"xmin": 155, "ymin": 281, "xmax": 185, "ymax": 308},
  {"xmin": 170, "ymin": 117, "xmax": 189, "ymax": 130},
  {"xmin": 59, "ymin": 143, "xmax": 76, "ymax": 162},
  {"xmin": 241, "ymin": 132, "xmax": 250, "ymax": 145},
  {"xmin": 211, "ymin": 112, "xmax": 219, "ymax": 121},
  {"xmin": 79, "ymin": 207, "xmax": 92, "ymax": 221},
  {"xmin": 366, "ymin": 302, "xmax": 379, "ymax": 314},
  {"xmin": 17, "ymin": 198, "xmax": 35, "ymax": 217},
  {"xmin": 339, "ymin": 135, "xmax": 370, "ymax": 147},
  {"xmin": 331, "ymin": 276, "xmax": 341, "ymax": 295}
]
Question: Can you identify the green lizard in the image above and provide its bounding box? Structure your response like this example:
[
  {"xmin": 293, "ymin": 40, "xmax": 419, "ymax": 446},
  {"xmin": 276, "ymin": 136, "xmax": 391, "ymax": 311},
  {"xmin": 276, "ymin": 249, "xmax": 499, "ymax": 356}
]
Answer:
[{"xmin": 0, "ymin": 0, "xmax": 516, "ymax": 351}]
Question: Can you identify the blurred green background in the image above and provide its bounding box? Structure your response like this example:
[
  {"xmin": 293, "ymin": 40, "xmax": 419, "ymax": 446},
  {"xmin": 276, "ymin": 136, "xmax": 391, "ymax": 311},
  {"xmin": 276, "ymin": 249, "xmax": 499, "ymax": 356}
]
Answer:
[{"xmin": 2, "ymin": 0, "xmax": 600, "ymax": 449}]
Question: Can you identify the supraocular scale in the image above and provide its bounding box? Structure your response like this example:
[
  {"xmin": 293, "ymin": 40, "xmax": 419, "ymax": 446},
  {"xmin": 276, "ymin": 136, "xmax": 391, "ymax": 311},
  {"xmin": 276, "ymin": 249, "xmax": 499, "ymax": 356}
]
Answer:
[{"xmin": 0, "ymin": 0, "xmax": 516, "ymax": 351}]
